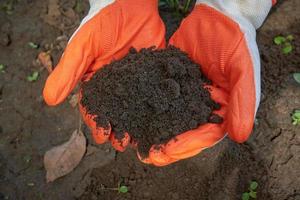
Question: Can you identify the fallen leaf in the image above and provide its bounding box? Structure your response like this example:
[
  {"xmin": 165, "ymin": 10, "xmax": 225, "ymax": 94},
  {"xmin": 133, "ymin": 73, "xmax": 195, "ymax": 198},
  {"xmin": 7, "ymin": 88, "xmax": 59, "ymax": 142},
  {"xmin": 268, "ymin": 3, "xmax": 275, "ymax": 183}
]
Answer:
[
  {"xmin": 44, "ymin": 130, "xmax": 86, "ymax": 182},
  {"xmin": 69, "ymin": 93, "xmax": 79, "ymax": 108},
  {"xmin": 38, "ymin": 52, "xmax": 53, "ymax": 73}
]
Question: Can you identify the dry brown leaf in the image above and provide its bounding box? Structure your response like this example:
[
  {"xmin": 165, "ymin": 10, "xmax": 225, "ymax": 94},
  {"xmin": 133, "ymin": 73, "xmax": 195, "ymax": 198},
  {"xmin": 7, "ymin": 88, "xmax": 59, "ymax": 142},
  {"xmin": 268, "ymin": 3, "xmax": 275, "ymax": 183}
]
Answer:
[
  {"xmin": 44, "ymin": 130, "xmax": 86, "ymax": 182},
  {"xmin": 38, "ymin": 52, "xmax": 53, "ymax": 73},
  {"xmin": 69, "ymin": 93, "xmax": 79, "ymax": 108}
]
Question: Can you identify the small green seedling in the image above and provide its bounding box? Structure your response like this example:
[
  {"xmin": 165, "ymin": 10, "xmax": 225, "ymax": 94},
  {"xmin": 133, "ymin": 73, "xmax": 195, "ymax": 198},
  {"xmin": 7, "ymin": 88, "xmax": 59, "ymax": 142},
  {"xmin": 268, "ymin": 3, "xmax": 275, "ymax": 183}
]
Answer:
[
  {"xmin": 159, "ymin": 0, "xmax": 192, "ymax": 16},
  {"xmin": 99, "ymin": 183, "xmax": 128, "ymax": 194},
  {"xmin": 0, "ymin": 64, "xmax": 5, "ymax": 73},
  {"xmin": 1, "ymin": 0, "xmax": 15, "ymax": 15},
  {"xmin": 118, "ymin": 185, "xmax": 128, "ymax": 193},
  {"xmin": 27, "ymin": 71, "xmax": 39, "ymax": 82},
  {"xmin": 292, "ymin": 110, "xmax": 300, "ymax": 125},
  {"xmin": 274, "ymin": 35, "xmax": 294, "ymax": 54},
  {"xmin": 28, "ymin": 42, "xmax": 39, "ymax": 49},
  {"xmin": 27, "ymin": 182, "xmax": 35, "ymax": 187},
  {"xmin": 23, "ymin": 155, "xmax": 31, "ymax": 163},
  {"xmin": 293, "ymin": 73, "xmax": 300, "ymax": 84},
  {"xmin": 242, "ymin": 181, "xmax": 258, "ymax": 200}
]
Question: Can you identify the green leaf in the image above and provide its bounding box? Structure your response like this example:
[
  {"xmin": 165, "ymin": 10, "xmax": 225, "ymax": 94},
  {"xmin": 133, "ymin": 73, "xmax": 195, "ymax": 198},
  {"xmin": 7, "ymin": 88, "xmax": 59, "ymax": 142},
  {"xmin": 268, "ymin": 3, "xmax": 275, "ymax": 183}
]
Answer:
[
  {"xmin": 250, "ymin": 181, "xmax": 258, "ymax": 190},
  {"xmin": 274, "ymin": 36, "xmax": 285, "ymax": 45},
  {"xmin": 27, "ymin": 182, "xmax": 35, "ymax": 187},
  {"xmin": 27, "ymin": 71, "xmax": 39, "ymax": 82},
  {"xmin": 242, "ymin": 192, "xmax": 250, "ymax": 200},
  {"xmin": 292, "ymin": 110, "xmax": 300, "ymax": 125},
  {"xmin": 293, "ymin": 73, "xmax": 300, "ymax": 84},
  {"xmin": 293, "ymin": 111, "xmax": 300, "ymax": 118},
  {"xmin": 286, "ymin": 35, "xmax": 294, "ymax": 41},
  {"xmin": 24, "ymin": 155, "xmax": 31, "ymax": 163},
  {"xmin": 118, "ymin": 185, "xmax": 128, "ymax": 193},
  {"xmin": 249, "ymin": 191, "xmax": 257, "ymax": 198},
  {"xmin": 2, "ymin": 1, "xmax": 14, "ymax": 15},
  {"xmin": 292, "ymin": 115, "xmax": 297, "ymax": 121},
  {"xmin": 292, "ymin": 114, "xmax": 300, "ymax": 119},
  {"xmin": 282, "ymin": 44, "xmax": 293, "ymax": 54},
  {"xmin": 28, "ymin": 42, "xmax": 38, "ymax": 49},
  {"xmin": 183, "ymin": 0, "xmax": 191, "ymax": 13},
  {"xmin": 0, "ymin": 64, "xmax": 5, "ymax": 72}
]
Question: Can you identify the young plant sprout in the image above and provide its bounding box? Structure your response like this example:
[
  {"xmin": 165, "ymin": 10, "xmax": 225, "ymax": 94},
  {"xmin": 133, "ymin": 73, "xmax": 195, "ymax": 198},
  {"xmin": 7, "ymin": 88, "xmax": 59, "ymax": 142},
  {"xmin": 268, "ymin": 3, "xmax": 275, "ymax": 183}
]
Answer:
[
  {"xmin": 159, "ymin": 0, "xmax": 192, "ymax": 16},
  {"xmin": 291, "ymin": 110, "xmax": 300, "ymax": 125},
  {"xmin": 293, "ymin": 73, "xmax": 300, "ymax": 84},
  {"xmin": 118, "ymin": 185, "xmax": 128, "ymax": 193},
  {"xmin": 1, "ymin": 0, "xmax": 15, "ymax": 15},
  {"xmin": 242, "ymin": 181, "xmax": 258, "ymax": 200},
  {"xmin": 274, "ymin": 35, "xmax": 294, "ymax": 54},
  {"xmin": 0, "ymin": 64, "xmax": 5, "ymax": 73},
  {"xmin": 28, "ymin": 42, "xmax": 39, "ymax": 49},
  {"xmin": 99, "ymin": 183, "xmax": 128, "ymax": 194},
  {"xmin": 27, "ymin": 71, "xmax": 39, "ymax": 82}
]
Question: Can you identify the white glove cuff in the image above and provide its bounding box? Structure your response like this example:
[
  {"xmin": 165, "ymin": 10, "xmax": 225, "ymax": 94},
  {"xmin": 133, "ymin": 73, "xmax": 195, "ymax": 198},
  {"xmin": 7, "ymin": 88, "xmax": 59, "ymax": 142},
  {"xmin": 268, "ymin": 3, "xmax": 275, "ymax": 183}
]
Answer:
[
  {"xmin": 196, "ymin": 0, "xmax": 272, "ymax": 29},
  {"xmin": 69, "ymin": 0, "xmax": 115, "ymax": 43}
]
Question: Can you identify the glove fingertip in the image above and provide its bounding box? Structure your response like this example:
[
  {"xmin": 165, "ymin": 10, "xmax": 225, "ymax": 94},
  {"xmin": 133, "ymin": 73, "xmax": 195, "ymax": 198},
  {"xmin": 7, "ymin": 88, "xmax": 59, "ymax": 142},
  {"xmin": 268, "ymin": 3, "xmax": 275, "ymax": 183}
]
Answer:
[
  {"xmin": 79, "ymin": 101, "xmax": 112, "ymax": 144},
  {"xmin": 227, "ymin": 118, "xmax": 254, "ymax": 143},
  {"xmin": 137, "ymin": 151, "xmax": 151, "ymax": 164},
  {"xmin": 148, "ymin": 145, "xmax": 178, "ymax": 166},
  {"xmin": 91, "ymin": 125, "xmax": 111, "ymax": 144},
  {"xmin": 110, "ymin": 132, "xmax": 130, "ymax": 152},
  {"xmin": 136, "ymin": 144, "xmax": 177, "ymax": 166}
]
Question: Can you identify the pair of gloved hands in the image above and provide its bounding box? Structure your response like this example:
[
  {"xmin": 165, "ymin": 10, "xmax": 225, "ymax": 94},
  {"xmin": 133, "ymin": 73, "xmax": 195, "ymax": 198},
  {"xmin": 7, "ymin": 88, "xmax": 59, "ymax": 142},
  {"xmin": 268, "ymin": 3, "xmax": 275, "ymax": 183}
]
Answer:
[{"xmin": 43, "ymin": 0, "xmax": 276, "ymax": 166}]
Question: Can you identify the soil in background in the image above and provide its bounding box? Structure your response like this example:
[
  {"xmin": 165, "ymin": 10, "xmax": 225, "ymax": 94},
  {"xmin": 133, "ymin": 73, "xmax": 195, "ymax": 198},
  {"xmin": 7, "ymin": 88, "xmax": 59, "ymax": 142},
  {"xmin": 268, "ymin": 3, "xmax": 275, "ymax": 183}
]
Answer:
[
  {"xmin": 81, "ymin": 47, "xmax": 221, "ymax": 156},
  {"xmin": 79, "ymin": 140, "xmax": 271, "ymax": 200},
  {"xmin": 0, "ymin": 0, "xmax": 299, "ymax": 199}
]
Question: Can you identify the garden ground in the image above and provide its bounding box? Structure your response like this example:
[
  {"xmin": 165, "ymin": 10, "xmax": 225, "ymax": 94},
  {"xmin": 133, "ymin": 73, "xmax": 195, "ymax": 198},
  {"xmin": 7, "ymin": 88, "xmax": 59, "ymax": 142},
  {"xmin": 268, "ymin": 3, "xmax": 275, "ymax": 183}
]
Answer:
[{"xmin": 0, "ymin": 0, "xmax": 299, "ymax": 199}]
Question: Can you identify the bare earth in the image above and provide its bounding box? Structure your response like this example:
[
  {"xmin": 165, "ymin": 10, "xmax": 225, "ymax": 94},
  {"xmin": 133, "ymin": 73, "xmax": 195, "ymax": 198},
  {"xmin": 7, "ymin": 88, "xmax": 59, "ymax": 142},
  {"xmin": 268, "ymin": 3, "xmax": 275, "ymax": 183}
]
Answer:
[{"xmin": 0, "ymin": 0, "xmax": 299, "ymax": 199}]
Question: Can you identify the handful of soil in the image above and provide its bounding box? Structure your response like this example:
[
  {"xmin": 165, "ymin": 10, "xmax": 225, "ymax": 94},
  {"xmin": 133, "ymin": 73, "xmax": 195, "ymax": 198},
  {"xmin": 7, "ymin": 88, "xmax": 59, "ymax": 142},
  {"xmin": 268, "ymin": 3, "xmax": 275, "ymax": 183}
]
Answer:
[{"xmin": 81, "ymin": 46, "xmax": 222, "ymax": 156}]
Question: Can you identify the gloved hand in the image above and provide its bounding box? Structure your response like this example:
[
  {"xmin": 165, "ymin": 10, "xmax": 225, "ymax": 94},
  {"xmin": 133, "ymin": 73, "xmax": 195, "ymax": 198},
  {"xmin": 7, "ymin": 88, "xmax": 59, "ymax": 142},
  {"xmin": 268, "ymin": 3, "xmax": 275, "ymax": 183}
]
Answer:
[
  {"xmin": 43, "ymin": 0, "xmax": 165, "ymax": 149},
  {"xmin": 44, "ymin": 0, "xmax": 276, "ymax": 167},
  {"xmin": 141, "ymin": 0, "xmax": 276, "ymax": 166}
]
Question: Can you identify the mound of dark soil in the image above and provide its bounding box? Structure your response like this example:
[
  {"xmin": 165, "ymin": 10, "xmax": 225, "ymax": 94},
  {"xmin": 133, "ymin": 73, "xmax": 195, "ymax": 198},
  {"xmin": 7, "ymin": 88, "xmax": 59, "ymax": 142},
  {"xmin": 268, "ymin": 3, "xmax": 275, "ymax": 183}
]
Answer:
[{"xmin": 81, "ymin": 46, "xmax": 222, "ymax": 156}]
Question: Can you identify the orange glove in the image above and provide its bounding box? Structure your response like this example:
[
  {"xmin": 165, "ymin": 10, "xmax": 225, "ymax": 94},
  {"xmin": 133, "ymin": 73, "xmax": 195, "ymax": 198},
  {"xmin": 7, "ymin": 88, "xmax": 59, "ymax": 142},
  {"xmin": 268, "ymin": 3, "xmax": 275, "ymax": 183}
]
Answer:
[
  {"xmin": 43, "ymin": 0, "xmax": 165, "ymax": 150},
  {"xmin": 44, "ymin": 0, "xmax": 276, "ymax": 167},
  {"xmin": 140, "ymin": 0, "xmax": 276, "ymax": 166}
]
